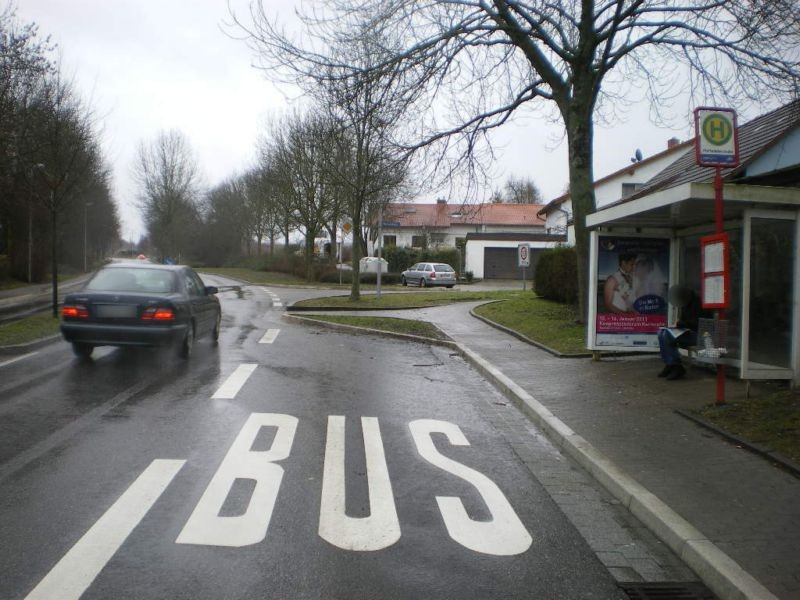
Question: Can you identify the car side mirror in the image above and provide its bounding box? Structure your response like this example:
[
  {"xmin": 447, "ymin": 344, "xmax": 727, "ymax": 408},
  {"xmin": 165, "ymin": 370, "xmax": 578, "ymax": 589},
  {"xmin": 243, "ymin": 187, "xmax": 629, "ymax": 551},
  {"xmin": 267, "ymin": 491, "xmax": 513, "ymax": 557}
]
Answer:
[{"xmin": 205, "ymin": 286, "xmax": 218, "ymax": 295}]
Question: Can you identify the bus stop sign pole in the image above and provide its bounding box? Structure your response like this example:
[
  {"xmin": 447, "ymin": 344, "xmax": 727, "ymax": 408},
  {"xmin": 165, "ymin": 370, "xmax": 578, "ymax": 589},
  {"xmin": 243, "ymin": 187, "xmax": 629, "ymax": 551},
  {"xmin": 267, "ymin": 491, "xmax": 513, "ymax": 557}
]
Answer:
[{"xmin": 695, "ymin": 107, "xmax": 740, "ymax": 406}]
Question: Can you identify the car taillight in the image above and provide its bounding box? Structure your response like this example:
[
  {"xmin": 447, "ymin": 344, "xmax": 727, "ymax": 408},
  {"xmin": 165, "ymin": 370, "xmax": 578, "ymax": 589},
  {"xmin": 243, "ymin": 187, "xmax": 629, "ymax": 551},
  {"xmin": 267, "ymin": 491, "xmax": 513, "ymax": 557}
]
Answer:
[
  {"xmin": 62, "ymin": 305, "xmax": 89, "ymax": 318},
  {"xmin": 431, "ymin": 271, "xmax": 436, "ymax": 278},
  {"xmin": 141, "ymin": 307, "xmax": 175, "ymax": 321}
]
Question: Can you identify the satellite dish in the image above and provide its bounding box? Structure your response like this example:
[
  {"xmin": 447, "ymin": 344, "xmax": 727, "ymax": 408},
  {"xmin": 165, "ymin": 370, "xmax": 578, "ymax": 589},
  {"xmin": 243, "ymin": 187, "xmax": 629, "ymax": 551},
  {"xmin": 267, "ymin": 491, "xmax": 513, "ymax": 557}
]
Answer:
[{"xmin": 635, "ymin": 148, "xmax": 643, "ymax": 162}]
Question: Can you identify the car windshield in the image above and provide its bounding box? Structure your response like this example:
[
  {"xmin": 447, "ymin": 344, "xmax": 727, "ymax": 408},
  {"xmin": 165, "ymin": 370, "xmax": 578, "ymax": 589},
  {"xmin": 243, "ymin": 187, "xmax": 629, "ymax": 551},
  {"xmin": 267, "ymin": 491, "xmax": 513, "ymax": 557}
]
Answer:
[
  {"xmin": 86, "ymin": 268, "xmax": 176, "ymax": 293},
  {"xmin": 434, "ymin": 265, "xmax": 454, "ymax": 272}
]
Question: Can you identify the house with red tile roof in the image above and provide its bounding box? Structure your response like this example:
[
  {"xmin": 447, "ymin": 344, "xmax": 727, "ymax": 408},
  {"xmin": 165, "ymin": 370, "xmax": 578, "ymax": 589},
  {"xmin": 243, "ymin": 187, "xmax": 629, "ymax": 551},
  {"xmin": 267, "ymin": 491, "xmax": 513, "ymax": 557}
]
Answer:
[{"xmin": 379, "ymin": 200, "xmax": 565, "ymax": 278}]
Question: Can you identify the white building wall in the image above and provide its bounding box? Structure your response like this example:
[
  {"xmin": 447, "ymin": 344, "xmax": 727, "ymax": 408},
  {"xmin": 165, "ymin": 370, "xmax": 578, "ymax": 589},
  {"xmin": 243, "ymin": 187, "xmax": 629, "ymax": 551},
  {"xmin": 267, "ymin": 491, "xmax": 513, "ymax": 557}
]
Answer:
[
  {"xmin": 544, "ymin": 149, "xmax": 688, "ymax": 245},
  {"xmin": 465, "ymin": 239, "xmax": 557, "ymax": 279}
]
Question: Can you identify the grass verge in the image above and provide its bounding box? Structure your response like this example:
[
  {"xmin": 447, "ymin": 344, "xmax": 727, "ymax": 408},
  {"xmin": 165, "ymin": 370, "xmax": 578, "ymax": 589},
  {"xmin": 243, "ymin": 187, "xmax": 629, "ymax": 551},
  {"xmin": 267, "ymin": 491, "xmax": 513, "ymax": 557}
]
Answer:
[
  {"xmin": 694, "ymin": 390, "xmax": 800, "ymax": 464},
  {"xmin": 293, "ymin": 289, "xmax": 524, "ymax": 309},
  {"xmin": 0, "ymin": 312, "xmax": 60, "ymax": 346},
  {"xmin": 473, "ymin": 294, "xmax": 586, "ymax": 355},
  {"xmin": 302, "ymin": 315, "xmax": 449, "ymax": 340}
]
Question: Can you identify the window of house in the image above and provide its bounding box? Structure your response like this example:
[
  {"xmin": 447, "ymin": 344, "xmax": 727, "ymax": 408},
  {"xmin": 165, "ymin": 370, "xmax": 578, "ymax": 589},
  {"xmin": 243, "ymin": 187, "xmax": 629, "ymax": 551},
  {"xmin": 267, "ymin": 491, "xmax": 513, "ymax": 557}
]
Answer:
[
  {"xmin": 412, "ymin": 235, "xmax": 427, "ymax": 248},
  {"xmin": 430, "ymin": 233, "xmax": 446, "ymax": 244},
  {"xmin": 383, "ymin": 235, "xmax": 397, "ymax": 247},
  {"xmin": 621, "ymin": 182, "xmax": 643, "ymax": 198}
]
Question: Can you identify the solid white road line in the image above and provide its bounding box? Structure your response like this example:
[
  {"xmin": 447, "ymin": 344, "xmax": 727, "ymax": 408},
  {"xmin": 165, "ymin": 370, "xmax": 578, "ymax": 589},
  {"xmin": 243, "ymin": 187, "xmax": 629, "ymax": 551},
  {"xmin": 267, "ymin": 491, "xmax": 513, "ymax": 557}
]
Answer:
[
  {"xmin": 0, "ymin": 351, "xmax": 39, "ymax": 369},
  {"xmin": 25, "ymin": 459, "xmax": 185, "ymax": 600},
  {"xmin": 259, "ymin": 329, "xmax": 280, "ymax": 344},
  {"xmin": 273, "ymin": 301, "xmax": 283, "ymax": 308},
  {"xmin": 212, "ymin": 363, "xmax": 258, "ymax": 399}
]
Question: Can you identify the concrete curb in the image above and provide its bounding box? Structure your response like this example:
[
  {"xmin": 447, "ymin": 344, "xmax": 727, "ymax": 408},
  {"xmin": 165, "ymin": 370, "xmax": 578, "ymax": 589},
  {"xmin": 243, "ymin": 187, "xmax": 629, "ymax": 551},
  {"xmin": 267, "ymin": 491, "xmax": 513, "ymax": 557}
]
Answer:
[
  {"xmin": 675, "ymin": 409, "xmax": 800, "ymax": 479},
  {"xmin": 0, "ymin": 334, "xmax": 61, "ymax": 356},
  {"xmin": 282, "ymin": 313, "xmax": 457, "ymax": 349},
  {"xmin": 455, "ymin": 343, "xmax": 778, "ymax": 600},
  {"xmin": 468, "ymin": 302, "xmax": 592, "ymax": 358}
]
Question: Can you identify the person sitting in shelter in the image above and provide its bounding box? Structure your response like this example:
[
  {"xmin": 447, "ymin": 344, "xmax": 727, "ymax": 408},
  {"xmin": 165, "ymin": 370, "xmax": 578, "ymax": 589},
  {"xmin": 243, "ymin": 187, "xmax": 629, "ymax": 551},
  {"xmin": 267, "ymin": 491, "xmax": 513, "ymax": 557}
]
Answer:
[{"xmin": 657, "ymin": 285, "xmax": 703, "ymax": 381}]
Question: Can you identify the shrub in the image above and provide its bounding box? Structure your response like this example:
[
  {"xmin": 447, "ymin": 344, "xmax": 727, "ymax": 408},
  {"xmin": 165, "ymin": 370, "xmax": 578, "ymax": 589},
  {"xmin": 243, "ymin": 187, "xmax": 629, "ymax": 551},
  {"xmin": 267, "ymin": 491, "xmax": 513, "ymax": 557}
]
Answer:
[
  {"xmin": 534, "ymin": 246, "xmax": 578, "ymax": 304},
  {"xmin": 383, "ymin": 246, "xmax": 462, "ymax": 275},
  {"xmin": 464, "ymin": 271, "xmax": 474, "ymax": 283}
]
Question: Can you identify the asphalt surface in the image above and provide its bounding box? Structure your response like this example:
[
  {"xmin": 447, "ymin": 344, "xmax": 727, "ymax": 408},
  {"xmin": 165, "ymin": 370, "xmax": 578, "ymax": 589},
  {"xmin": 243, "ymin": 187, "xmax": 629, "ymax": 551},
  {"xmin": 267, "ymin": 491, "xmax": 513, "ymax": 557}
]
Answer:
[{"xmin": 0, "ymin": 277, "xmax": 634, "ymax": 599}]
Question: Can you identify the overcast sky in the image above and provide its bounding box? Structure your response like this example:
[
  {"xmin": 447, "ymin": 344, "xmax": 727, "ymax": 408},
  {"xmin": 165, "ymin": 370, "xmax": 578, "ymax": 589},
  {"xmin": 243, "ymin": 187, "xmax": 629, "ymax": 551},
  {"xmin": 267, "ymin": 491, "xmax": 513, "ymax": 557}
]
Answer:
[{"xmin": 18, "ymin": 0, "xmax": 701, "ymax": 241}]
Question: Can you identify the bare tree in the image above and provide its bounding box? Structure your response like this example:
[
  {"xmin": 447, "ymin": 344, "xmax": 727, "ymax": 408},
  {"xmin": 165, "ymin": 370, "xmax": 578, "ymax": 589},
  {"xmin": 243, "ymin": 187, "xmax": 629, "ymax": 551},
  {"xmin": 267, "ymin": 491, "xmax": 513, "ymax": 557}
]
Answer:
[
  {"xmin": 237, "ymin": 0, "xmax": 800, "ymax": 318},
  {"xmin": 268, "ymin": 112, "xmax": 335, "ymax": 280},
  {"xmin": 245, "ymin": 162, "xmax": 282, "ymax": 256},
  {"xmin": 491, "ymin": 175, "xmax": 544, "ymax": 204},
  {"xmin": 134, "ymin": 129, "xmax": 202, "ymax": 262},
  {"xmin": 27, "ymin": 69, "xmax": 102, "ymax": 316},
  {"xmin": 242, "ymin": 22, "xmax": 415, "ymax": 299}
]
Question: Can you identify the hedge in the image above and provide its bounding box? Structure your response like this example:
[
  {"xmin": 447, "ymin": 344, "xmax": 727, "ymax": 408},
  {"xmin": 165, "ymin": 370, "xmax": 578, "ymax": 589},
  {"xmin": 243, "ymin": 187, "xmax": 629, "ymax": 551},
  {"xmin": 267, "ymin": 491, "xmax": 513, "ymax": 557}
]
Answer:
[
  {"xmin": 382, "ymin": 246, "xmax": 462, "ymax": 275},
  {"xmin": 534, "ymin": 246, "xmax": 578, "ymax": 304}
]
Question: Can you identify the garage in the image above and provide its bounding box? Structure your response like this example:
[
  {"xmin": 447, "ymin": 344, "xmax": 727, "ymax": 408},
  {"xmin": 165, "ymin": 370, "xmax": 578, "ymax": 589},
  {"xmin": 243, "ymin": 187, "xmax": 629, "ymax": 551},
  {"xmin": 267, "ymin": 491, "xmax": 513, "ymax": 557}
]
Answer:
[
  {"xmin": 465, "ymin": 232, "xmax": 566, "ymax": 280},
  {"xmin": 484, "ymin": 247, "xmax": 538, "ymax": 279}
]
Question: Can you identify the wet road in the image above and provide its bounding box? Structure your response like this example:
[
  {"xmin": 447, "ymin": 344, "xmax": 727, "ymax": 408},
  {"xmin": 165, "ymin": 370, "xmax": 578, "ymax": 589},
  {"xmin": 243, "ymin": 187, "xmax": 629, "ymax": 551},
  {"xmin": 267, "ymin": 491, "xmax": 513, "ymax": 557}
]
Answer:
[{"xmin": 0, "ymin": 277, "xmax": 629, "ymax": 599}]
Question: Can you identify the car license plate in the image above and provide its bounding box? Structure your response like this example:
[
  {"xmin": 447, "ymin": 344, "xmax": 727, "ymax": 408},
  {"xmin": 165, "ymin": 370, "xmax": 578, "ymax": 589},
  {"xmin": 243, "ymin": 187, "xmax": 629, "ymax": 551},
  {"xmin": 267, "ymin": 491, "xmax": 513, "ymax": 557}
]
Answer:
[{"xmin": 95, "ymin": 304, "xmax": 137, "ymax": 318}]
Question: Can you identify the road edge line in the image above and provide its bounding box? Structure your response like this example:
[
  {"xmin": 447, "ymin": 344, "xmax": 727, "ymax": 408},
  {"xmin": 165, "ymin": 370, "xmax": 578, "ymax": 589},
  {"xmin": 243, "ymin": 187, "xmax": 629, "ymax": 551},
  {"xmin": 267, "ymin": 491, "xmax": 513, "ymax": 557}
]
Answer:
[{"xmin": 455, "ymin": 341, "xmax": 777, "ymax": 600}]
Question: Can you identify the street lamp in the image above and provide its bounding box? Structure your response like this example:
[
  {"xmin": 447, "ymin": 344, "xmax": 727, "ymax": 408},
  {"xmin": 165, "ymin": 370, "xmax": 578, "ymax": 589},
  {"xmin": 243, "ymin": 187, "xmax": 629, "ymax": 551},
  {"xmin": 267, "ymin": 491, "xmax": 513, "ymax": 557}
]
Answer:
[
  {"xmin": 83, "ymin": 201, "xmax": 93, "ymax": 272},
  {"xmin": 28, "ymin": 163, "xmax": 46, "ymax": 283}
]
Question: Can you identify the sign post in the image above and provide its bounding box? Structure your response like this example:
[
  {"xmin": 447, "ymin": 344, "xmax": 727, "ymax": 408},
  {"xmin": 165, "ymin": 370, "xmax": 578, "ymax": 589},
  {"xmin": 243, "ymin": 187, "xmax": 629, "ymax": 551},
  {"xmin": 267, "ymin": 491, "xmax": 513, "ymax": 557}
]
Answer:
[
  {"xmin": 694, "ymin": 107, "xmax": 739, "ymax": 405},
  {"xmin": 341, "ymin": 220, "xmax": 353, "ymax": 286},
  {"xmin": 517, "ymin": 244, "xmax": 530, "ymax": 291}
]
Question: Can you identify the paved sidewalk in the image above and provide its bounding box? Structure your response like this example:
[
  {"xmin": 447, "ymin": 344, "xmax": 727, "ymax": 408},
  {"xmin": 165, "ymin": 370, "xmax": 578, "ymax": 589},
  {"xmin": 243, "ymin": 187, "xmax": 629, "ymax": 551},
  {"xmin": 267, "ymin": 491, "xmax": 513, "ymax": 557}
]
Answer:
[
  {"xmin": 0, "ymin": 276, "xmax": 90, "ymax": 320},
  {"xmin": 311, "ymin": 302, "xmax": 800, "ymax": 599}
]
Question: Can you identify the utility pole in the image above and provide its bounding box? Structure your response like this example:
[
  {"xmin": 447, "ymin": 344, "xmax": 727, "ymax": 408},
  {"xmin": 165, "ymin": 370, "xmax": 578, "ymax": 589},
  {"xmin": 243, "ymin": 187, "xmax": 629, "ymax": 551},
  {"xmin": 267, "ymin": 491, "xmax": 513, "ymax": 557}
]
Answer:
[{"xmin": 50, "ymin": 187, "xmax": 58, "ymax": 318}]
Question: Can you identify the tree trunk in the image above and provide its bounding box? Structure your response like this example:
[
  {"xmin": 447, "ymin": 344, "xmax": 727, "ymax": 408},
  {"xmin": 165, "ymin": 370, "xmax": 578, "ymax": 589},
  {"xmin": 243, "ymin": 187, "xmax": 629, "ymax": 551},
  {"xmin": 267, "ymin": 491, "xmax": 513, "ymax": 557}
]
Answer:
[
  {"xmin": 564, "ymin": 99, "xmax": 596, "ymax": 324},
  {"xmin": 256, "ymin": 233, "xmax": 263, "ymax": 256},
  {"xmin": 269, "ymin": 232, "xmax": 275, "ymax": 256},
  {"xmin": 304, "ymin": 231, "xmax": 315, "ymax": 281},
  {"xmin": 350, "ymin": 210, "xmax": 362, "ymax": 301}
]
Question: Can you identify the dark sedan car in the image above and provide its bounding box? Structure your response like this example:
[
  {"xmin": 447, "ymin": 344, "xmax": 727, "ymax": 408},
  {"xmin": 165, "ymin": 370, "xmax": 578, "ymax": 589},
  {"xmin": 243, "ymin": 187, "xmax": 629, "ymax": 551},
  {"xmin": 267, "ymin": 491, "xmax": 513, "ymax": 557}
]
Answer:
[{"xmin": 60, "ymin": 262, "xmax": 221, "ymax": 359}]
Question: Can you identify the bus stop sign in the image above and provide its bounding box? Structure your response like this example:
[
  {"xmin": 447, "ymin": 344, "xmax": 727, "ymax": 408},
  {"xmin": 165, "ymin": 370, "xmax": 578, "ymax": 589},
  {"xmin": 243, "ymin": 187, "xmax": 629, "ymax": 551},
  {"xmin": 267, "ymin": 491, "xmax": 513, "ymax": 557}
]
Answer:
[{"xmin": 694, "ymin": 107, "xmax": 739, "ymax": 168}]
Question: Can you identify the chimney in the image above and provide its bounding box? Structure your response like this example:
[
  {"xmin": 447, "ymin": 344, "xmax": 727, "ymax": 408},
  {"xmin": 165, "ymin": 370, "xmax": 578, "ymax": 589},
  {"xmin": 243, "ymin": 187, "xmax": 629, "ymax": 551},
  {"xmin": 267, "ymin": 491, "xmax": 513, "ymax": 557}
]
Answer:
[
  {"xmin": 667, "ymin": 137, "xmax": 681, "ymax": 149},
  {"xmin": 436, "ymin": 198, "xmax": 447, "ymax": 204}
]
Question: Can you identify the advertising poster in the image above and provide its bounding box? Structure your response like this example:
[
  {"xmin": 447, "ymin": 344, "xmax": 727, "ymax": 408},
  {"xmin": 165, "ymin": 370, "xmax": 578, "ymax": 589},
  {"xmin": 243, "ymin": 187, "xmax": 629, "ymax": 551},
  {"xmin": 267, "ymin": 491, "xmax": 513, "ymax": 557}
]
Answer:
[{"xmin": 595, "ymin": 236, "xmax": 670, "ymax": 349}]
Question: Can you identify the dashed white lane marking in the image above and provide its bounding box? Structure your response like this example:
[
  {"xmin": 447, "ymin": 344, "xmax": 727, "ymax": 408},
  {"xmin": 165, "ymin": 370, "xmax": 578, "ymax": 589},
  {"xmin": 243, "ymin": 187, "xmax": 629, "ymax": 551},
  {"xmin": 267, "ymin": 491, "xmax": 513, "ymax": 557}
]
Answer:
[
  {"xmin": 0, "ymin": 351, "xmax": 38, "ymax": 369},
  {"xmin": 258, "ymin": 286, "xmax": 282, "ymax": 308},
  {"xmin": 259, "ymin": 329, "xmax": 280, "ymax": 344},
  {"xmin": 212, "ymin": 364, "xmax": 258, "ymax": 399},
  {"xmin": 24, "ymin": 459, "xmax": 185, "ymax": 600}
]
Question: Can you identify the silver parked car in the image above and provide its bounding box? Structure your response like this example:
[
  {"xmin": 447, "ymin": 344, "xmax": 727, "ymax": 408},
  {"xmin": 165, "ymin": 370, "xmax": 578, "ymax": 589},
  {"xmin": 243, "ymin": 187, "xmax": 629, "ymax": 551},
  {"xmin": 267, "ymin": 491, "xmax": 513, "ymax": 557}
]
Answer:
[{"xmin": 401, "ymin": 262, "xmax": 457, "ymax": 288}]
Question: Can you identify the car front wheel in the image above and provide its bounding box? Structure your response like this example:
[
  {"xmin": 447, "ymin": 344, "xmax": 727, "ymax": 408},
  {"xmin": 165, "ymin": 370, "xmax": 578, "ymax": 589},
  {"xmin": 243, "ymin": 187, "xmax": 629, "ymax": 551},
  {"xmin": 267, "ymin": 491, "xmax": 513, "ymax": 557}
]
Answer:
[{"xmin": 401, "ymin": 276, "xmax": 407, "ymax": 287}]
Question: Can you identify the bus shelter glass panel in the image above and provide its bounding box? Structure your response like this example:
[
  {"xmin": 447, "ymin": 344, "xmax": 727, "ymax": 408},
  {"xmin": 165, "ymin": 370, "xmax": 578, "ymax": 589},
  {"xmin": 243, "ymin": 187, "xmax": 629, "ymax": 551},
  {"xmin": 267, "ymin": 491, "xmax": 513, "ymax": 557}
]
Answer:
[{"xmin": 747, "ymin": 217, "xmax": 796, "ymax": 370}]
